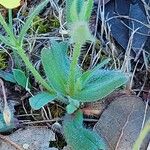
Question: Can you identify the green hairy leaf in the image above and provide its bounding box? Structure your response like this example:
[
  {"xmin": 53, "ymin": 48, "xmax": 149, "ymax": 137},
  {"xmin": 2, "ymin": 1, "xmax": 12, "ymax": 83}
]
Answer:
[
  {"xmin": 0, "ymin": 13, "xmax": 14, "ymax": 39},
  {"xmin": 29, "ymin": 92, "xmax": 57, "ymax": 110},
  {"xmin": 76, "ymin": 0, "xmax": 84, "ymax": 14},
  {"xmin": 41, "ymin": 41, "xmax": 70, "ymax": 95},
  {"xmin": 18, "ymin": 0, "xmax": 49, "ymax": 44},
  {"xmin": 66, "ymin": 0, "xmax": 73, "ymax": 23},
  {"xmin": 79, "ymin": 58, "xmax": 111, "ymax": 85},
  {"xmin": 84, "ymin": 0, "xmax": 93, "ymax": 21},
  {"xmin": 66, "ymin": 97, "xmax": 80, "ymax": 114},
  {"xmin": 78, "ymin": 2, "xmax": 87, "ymax": 21},
  {"xmin": 66, "ymin": 0, "xmax": 93, "ymax": 23},
  {"xmin": 66, "ymin": 0, "xmax": 84, "ymax": 23},
  {"xmin": 71, "ymin": 21, "xmax": 94, "ymax": 44},
  {"xmin": 63, "ymin": 111, "xmax": 106, "ymax": 150},
  {"xmin": 0, "ymin": 34, "xmax": 12, "ymax": 46},
  {"xmin": 73, "ymin": 70, "xmax": 128, "ymax": 102},
  {"xmin": 13, "ymin": 69, "xmax": 29, "ymax": 88},
  {"xmin": 70, "ymin": 0, "xmax": 79, "ymax": 22}
]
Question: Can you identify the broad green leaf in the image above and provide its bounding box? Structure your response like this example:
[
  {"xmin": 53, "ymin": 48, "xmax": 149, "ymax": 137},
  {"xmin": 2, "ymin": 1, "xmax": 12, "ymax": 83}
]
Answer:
[
  {"xmin": 66, "ymin": 97, "xmax": 80, "ymax": 114},
  {"xmin": 0, "ymin": 70, "xmax": 16, "ymax": 83},
  {"xmin": 0, "ymin": 113, "xmax": 15, "ymax": 133},
  {"xmin": 73, "ymin": 70, "xmax": 128, "ymax": 102},
  {"xmin": 63, "ymin": 110, "xmax": 106, "ymax": 150},
  {"xmin": 29, "ymin": 92, "xmax": 56, "ymax": 110},
  {"xmin": 13, "ymin": 69, "xmax": 29, "ymax": 88},
  {"xmin": 18, "ymin": 0, "xmax": 49, "ymax": 44},
  {"xmin": 41, "ymin": 41, "xmax": 70, "ymax": 95},
  {"xmin": 73, "ymin": 110, "xmax": 83, "ymax": 126}
]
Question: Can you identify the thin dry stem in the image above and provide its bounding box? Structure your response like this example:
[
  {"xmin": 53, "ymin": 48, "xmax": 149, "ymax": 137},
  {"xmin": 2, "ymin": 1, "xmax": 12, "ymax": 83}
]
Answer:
[{"xmin": 0, "ymin": 134, "xmax": 23, "ymax": 150}]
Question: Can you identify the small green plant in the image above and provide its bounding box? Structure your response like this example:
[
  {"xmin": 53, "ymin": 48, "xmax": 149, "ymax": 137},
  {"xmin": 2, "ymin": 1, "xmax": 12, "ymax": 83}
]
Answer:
[{"xmin": 0, "ymin": 0, "xmax": 128, "ymax": 149}]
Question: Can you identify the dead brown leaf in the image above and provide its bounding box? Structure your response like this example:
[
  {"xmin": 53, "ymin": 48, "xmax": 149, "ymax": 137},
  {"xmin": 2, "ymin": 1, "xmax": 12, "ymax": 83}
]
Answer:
[{"xmin": 94, "ymin": 95, "xmax": 150, "ymax": 150}]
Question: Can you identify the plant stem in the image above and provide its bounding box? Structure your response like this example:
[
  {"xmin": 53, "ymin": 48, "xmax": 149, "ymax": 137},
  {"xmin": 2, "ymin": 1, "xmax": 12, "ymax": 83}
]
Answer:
[
  {"xmin": 0, "ymin": 8, "xmax": 55, "ymax": 94},
  {"xmin": 68, "ymin": 42, "xmax": 82, "ymax": 96},
  {"xmin": 8, "ymin": 9, "xmax": 13, "ymax": 32},
  {"xmin": 133, "ymin": 121, "xmax": 150, "ymax": 150},
  {"xmin": 16, "ymin": 45, "xmax": 55, "ymax": 94}
]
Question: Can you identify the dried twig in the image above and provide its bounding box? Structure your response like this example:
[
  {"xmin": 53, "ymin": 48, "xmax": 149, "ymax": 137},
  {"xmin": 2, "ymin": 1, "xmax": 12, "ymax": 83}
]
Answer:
[{"xmin": 0, "ymin": 134, "xmax": 23, "ymax": 150}]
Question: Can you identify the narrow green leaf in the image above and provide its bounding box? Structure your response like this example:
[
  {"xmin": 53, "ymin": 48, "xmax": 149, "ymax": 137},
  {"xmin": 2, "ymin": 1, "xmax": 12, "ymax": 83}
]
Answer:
[
  {"xmin": 0, "ymin": 34, "xmax": 12, "ymax": 46},
  {"xmin": 29, "ymin": 92, "xmax": 56, "ymax": 110},
  {"xmin": 84, "ymin": 0, "xmax": 93, "ymax": 21},
  {"xmin": 66, "ymin": 0, "xmax": 73, "ymax": 23},
  {"xmin": 80, "ymin": 58, "xmax": 111, "ymax": 85},
  {"xmin": 70, "ymin": 0, "xmax": 79, "ymax": 22},
  {"xmin": 0, "ymin": 70, "xmax": 16, "ymax": 83},
  {"xmin": 0, "ymin": 13, "xmax": 15, "ymax": 40},
  {"xmin": 18, "ymin": 0, "xmax": 49, "ymax": 44},
  {"xmin": 63, "ymin": 110, "xmax": 106, "ymax": 150},
  {"xmin": 13, "ymin": 69, "xmax": 28, "ymax": 88},
  {"xmin": 41, "ymin": 41, "xmax": 70, "ymax": 95},
  {"xmin": 76, "ymin": 0, "xmax": 84, "ymax": 14},
  {"xmin": 73, "ymin": 70, "xmax": 128, "ymax": 102},
  {"xmin": 91, "ymin": 58, "xmax": 111, "ymax": 72},
  {"xmin": 78, "ymin": 2, "xmax": 87, "ymax": 21},
  {"xmin": 66, "ymin": 0, "xmax": 85, "ymax": 23},
  {"xmin": 74, "ymin": 78, "xmax": 83, "ymax": 93},
  {"xmin": 133, "ymin": 120, "xmax": 150, "ymax": 150}
]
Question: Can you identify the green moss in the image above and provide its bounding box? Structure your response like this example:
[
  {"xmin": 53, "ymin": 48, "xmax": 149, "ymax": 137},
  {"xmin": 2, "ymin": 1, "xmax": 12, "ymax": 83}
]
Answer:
[
  {"xmin": 0, "ymin": 52, "xmax": 7, "ymax": 69},
  {"xmin": 49, "ymin": 16, "xmax": 60, "ymax": 29},
  {"xmin": 31, "ymin": 16, "xmax": 60, "ymax": 34}
]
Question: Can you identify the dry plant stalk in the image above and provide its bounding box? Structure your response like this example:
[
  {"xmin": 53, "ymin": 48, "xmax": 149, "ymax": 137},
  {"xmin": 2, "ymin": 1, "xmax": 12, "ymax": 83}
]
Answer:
[{"xmin": 0, "ymin": 78, "xmax": 12, "ymax": 125}]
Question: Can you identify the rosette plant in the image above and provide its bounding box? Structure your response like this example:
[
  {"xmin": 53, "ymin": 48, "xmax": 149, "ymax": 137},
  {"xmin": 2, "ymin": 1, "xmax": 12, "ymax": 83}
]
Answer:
[
  {"xmin": 30, "ymin": 0, "xmax": 128, "ymax": 149},
  {"xmin": 0, "ymin": 0, "xmax": 128, "ymax": 149}
]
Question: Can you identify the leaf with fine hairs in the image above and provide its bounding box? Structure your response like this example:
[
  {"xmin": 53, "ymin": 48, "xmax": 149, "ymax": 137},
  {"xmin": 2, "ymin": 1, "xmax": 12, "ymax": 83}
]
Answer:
[
  {"xmin": 73, "ymin": 69, "xmax": 128, "ymax": 102},
  {"xmin": 41, "ymin": 41, "xmax": 70, "ymax": 95},
  {"xmin": 29, "ymin": 92, "xmax": 57, "ymax": 110},
  {"xmin": 19, "ymin": 0, "xmax": 49, "ymax": 44},
  {"xmin": 13, "ymin": 69, "xmax": 29, "ymax": 88},
  {"xmin": 63, "ymin": 110, "xmax": 106, "ymax": 150}
]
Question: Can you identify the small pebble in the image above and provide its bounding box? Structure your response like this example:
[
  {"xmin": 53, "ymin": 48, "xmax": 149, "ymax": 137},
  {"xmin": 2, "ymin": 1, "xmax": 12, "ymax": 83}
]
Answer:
[{"xmin": 23, "ymin": 143, "xmax": 29, "ymax": 149}]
